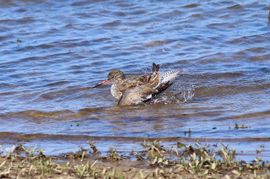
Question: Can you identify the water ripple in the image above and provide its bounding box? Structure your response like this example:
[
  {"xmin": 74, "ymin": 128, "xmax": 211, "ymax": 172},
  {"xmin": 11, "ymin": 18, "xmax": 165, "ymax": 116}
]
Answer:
[{"xmin": 0, "ymin": 0, "xmax": 269, "ymax": 158}]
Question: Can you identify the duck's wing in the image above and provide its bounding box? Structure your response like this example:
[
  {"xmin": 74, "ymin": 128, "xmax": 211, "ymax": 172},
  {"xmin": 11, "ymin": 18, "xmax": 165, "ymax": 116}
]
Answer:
[
  {"xmin": 160, "ymin": 70, "xmax": 181, "ymax": 84},
  {"xmin": 155, "ymin": 81, "xmax": 172, "ymax": 94},
  {"xmin": 147, "ymin": 64, "xmax": 181, "ymax": 90},
  {"xmin": 117, "ymin": 77, "xmax": 146, "ymax": 93},
  {"xmin": 151, "ymin": 70, "xmax": 181, "ymax": 96},
  {"xmin": 146, "ymin": 63, "xmax": 161, "ymax": 88},
  {"xmin": 152, "ymin": 63, "xmax": 160, "ymax": 72},
  {"xmin": 118, "ymin": 84, "xmax": 157, "ymax": 106},
  {"xmin": 116, "ymin": 63, "xmax": 164, "ymax": 105},
  {"xmin": 117, "ymin": 65, "xmax": 160, "ymax": 93}
]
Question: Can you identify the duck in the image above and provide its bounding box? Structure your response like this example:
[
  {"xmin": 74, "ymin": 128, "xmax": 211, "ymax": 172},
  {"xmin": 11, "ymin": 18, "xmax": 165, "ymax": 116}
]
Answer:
[{"xmin": 97, "ymin": 63, "xmax": 180, "ymax": 106}]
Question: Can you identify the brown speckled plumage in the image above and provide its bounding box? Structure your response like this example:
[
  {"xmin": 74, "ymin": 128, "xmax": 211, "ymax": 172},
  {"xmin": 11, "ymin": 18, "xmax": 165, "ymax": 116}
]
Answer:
[{"xmin": 106, "ymin": 63, "xmax": 180, "ymax": 106}]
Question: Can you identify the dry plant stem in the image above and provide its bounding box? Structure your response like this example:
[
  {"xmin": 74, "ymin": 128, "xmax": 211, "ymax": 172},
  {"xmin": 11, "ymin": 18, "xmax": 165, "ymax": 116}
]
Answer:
[{"xmin": 0, "ymin": 142, "xmax": 269, "ymax": 178}]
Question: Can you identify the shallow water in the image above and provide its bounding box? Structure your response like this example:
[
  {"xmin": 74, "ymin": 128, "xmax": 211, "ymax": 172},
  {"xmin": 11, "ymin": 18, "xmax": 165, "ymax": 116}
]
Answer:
[{"xmin": 0, "ymin": 0, "xmax": 270, "ymax": 160}]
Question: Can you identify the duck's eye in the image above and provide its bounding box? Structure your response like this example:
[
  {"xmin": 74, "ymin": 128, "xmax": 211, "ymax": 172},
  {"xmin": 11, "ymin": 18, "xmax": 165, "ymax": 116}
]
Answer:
[{"xmin": 108, "ymin": 73, "xmax": 114, "ymax": 80}]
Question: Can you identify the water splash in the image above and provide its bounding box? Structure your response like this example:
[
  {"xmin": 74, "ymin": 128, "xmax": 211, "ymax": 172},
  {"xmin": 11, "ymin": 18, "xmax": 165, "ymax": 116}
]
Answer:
[
  {"xmin": 178, "ymin": 85, "xmax": 195, "ymax": 103},
  {"xmin": 150, "ymin": 85, "xmax": 195, "ymax": 104}
]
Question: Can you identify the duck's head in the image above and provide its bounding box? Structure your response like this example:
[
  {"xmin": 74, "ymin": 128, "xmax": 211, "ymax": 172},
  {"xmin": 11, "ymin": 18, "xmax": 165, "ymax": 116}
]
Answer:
[
  {"xmin": 107, "ymin": 70, "xmax": 125, "ymax": 81},
  {"xmin": 95, "ymin": 70, "xmax": 125, "ymax": 87}
]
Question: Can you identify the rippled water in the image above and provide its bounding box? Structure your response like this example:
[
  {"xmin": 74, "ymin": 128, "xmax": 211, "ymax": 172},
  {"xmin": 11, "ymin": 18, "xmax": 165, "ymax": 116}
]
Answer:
[{"xmin": 0, "ymin": 0, "xmax": 270, "ymax": 160}]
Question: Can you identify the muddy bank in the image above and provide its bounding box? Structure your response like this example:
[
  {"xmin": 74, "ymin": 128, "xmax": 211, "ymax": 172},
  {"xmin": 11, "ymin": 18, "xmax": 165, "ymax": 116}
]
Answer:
[{"xmin": 0, "ymin": 142, "xmax": 269, "ymax": 178}]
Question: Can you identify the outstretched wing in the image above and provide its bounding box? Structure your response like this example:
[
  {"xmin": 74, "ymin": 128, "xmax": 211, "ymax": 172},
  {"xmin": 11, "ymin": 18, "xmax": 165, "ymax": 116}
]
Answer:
[
  {"xmin": 150, "ymin": 70, "xmax": 181, "ymax": 97},
  {"xmin": 160, "ymin": 70, "xmax": 181, "ymax": 84}
]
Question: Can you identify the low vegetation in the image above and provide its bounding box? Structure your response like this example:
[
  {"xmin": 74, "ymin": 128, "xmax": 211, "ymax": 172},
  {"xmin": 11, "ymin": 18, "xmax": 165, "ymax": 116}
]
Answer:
[{"xmin": 0, "ymin": 142, "xmax": 269, "ymax": 178}]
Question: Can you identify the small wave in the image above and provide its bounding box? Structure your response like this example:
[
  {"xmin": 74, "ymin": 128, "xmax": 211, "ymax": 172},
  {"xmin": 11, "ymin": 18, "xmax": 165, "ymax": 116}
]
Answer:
[
  {"xmin": 0, "ymin": 110, "xmax": 76, "ymax": 120},
  {"xmin": 224, "ymin": 110, "xmax": 270, "ymax": 120},
  {"xmin": 195, "ymin": 83, "xmax": 270, "ymax": 98},
  {"xmin": 102, "ymin": 20, "xmax": 122, "ymax": 27},
  {"xmin": 182, "ymin": 3, "xmax": 200, "ymax": 9}
]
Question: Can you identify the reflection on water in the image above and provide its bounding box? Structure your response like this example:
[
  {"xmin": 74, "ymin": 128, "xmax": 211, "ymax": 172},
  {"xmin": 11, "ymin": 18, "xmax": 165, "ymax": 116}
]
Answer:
[{"xmin": 0, "ymin": 0, "xmax": 270, "ymax": 160}]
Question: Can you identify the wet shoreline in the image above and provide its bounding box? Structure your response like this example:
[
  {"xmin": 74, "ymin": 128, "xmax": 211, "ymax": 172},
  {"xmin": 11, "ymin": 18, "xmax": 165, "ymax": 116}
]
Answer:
[
  {"xmin": 0, "ymin": 142, "xmax": 269, "ymax": 179},
  {"xmin": 1, "ymin": 131, "xmax": 270, "ymax": 143}
]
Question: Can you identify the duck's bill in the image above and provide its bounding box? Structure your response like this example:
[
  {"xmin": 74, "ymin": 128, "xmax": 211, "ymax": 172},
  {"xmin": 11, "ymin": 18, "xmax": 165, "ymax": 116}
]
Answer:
[{"xmin": 92, "ymin": 80, "xmax": 110, "ymax": 88}]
